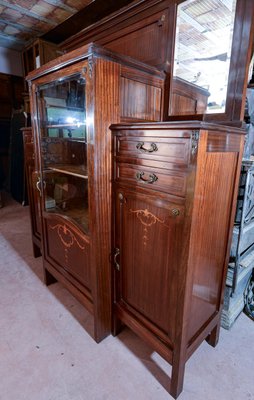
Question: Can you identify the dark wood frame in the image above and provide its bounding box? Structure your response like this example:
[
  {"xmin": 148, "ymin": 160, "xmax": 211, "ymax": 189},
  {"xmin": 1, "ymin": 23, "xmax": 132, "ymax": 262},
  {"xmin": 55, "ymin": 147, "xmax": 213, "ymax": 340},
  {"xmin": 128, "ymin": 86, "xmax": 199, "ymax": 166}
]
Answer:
[
  {"xmin": 61, "ymin": 0, "xmax": 254, "ymax": 125},
  {"xmin": 26, "ymin": 43, "xmax": 165, "ymax": 343},
  {"xmin": 22, "ymin": 127, "xmax": 41, "ymax": 258},
  {"xmin": 182, "ymin": 0, "xmax": 254, "ymax": 124},
  {"xmin": 111, "ymin": 121, "xmax": 245, "ymax": 398}
]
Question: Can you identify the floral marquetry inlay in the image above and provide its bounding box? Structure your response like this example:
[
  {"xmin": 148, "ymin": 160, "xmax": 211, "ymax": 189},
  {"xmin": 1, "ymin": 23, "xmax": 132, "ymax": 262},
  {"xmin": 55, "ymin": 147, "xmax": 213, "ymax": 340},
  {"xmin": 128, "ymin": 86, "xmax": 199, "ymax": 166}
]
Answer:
[
  {"xmin": 50, "ymin": 223, "xmax": 86, "ymax": 250},
  {"xmin": 129, "ymin": 208, "xmax": 166, "ymax": 246}
]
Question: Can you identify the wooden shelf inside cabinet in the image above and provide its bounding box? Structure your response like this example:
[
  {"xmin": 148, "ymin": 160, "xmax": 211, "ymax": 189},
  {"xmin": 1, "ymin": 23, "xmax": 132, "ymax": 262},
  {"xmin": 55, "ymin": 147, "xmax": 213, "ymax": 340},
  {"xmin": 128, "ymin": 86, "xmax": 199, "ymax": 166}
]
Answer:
[
  {"xmin": 45, "ymin": 124, "xmax": 86, "ymax": 129},
  {"xmin": 47, "ymin": 164, "xmax": 88, "ymax": 179}
]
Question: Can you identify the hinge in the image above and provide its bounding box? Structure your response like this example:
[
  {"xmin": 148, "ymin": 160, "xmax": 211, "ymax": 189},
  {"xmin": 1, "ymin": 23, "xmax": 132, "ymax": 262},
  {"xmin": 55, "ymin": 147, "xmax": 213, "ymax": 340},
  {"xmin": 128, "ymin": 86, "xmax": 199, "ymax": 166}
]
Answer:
[
  {"xmin": 157, "ymin": 14, "xmax": 166, "ymax": 27},
  {"xmin": 191, "ymin": 130, "xmax": 199, "ymax": 156}
]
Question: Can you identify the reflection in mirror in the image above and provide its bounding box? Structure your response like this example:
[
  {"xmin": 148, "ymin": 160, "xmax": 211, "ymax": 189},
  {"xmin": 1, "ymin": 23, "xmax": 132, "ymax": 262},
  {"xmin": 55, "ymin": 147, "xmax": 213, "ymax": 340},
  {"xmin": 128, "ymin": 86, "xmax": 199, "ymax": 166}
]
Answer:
[{"xmin": 172, "ymin": 0, "xmax": 237, "ymax": 115}]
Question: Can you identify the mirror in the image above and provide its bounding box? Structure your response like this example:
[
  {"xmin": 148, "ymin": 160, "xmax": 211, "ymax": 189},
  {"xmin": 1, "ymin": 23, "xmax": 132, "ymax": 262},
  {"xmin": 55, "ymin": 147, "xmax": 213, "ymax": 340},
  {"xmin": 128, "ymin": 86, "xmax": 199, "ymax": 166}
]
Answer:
[{"xmin": 171, "ymin": 0, "xmax": 237, "ymax": 116}]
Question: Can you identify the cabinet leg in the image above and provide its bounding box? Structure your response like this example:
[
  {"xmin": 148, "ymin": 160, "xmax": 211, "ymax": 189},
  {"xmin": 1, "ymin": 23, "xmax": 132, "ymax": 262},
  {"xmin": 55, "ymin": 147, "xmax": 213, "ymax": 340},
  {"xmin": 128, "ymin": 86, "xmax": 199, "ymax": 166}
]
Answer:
[
  {"xmin": 170, "ymin": 354, "xmax": 185, "ymax": 399},
  {"xmin": 44, "ymin": 268, "xmax": 57, "ymax": 286},
  {"xmin": 32, "ymin": 243, "xmax": 41, "ymax": 258},
  {"xmin": 112, "ymin": 310, "xmax": 124, "ymax": 336},
  {"xmin": 206, "ymin": 323, "xmax": 220, "ymax": 348}
]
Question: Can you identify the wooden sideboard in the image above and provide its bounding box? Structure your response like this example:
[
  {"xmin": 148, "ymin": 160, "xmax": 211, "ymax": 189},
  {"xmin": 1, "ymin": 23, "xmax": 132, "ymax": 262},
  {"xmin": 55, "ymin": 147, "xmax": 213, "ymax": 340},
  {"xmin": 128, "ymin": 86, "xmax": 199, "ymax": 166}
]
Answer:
[
  {"xmin": 110, "ymin": 121, "xmax": 245, "ymax": 398},
  {"xmin": 26, "ymin": 43, "xmax": 164, "ymax": 343}
]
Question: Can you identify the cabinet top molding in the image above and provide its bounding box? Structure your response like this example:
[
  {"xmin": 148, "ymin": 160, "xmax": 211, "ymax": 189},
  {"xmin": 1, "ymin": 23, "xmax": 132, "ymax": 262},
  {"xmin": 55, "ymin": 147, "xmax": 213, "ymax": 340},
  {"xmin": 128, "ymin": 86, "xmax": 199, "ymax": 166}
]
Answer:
[
  {"xmin": 26, "ymin": 42, "xmax": 165, "ymax": 83},
  {"xmin": 110, "ymin": 121, "xmax": 245, "ymax": 135}
]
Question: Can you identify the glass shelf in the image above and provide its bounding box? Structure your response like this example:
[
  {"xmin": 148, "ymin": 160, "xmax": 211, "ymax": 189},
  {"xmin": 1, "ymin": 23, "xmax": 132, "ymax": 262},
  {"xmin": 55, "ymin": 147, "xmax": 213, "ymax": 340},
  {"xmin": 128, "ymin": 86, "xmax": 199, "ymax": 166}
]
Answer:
[
  {"xmin": 47, "ymin": 164, "xmax": 88, "ymax": 179},
  {"xmin": 45, "ymin": 123, "xmax": 86, "ymax": 129}
]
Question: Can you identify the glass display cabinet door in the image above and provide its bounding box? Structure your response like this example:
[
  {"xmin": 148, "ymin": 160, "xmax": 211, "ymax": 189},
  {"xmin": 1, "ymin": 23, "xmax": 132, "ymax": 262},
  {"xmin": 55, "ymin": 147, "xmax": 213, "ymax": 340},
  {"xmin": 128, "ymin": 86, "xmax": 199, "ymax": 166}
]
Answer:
[{"xmin": 36, "ymin": 74, "xmax": 89, "ymax": 234}]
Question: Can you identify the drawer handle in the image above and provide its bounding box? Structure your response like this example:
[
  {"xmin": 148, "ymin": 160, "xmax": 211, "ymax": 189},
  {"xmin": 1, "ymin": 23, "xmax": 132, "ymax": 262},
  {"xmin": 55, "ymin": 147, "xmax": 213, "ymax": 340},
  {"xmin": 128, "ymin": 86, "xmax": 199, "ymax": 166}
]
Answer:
[
  {"xmin": 136, "ymin": 171, "xmax": 158, "ymax": 184},
  {"xmin": 136, "ymin": 142, "xmax": 158, "ymax": 153},
  {"xmin": 36, "ymin": 177, "xmax": 46, "ymax": 196},
  {"xmin": 114, "ymin": 248, "xmax": 120, "ymax": 271}
]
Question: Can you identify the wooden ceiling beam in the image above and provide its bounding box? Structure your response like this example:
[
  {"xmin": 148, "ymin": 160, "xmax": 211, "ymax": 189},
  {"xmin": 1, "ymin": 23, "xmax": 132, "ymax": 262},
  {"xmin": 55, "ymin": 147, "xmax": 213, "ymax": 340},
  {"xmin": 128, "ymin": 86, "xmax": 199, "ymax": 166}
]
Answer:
[
  {"xmin": 0, "ymin": 0, "xmax": 57, "ymax": 26},
  {"xmin": 0, "ymin": 18, "xmax": 41, "ymax": 35},
  {"xmin": 42, "ymin": 0, "xmax": 135, "ymax": 44},
  {"xmin": 0, "ymin": 31, "xmax": 26, "ymax": 44},
  {"xmin": 43, "ymin": 0, "xmax": 78, "ymax": 14}
]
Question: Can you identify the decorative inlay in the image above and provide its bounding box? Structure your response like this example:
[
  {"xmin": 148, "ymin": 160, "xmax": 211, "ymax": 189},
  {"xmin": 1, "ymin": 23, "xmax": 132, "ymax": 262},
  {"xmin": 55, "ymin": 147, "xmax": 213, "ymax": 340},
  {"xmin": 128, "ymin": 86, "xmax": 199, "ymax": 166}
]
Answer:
[
  {"xmin": 130, "ymin": 208, "xmax": 165, "ymax": 246},
  {"xmin": 191, "ymin": 130, "xmax": 199, "ymax": 156},
  {"xmin": 64, "ymin": 248, "xmax": 68, "ymax": 265},
  {"xmin": 50, "ymin": 223, "xmax": 86, "ymax": 250},
  {"xmin": 88, "ymin": 56, "xmax": 93, "ymax": 79}
]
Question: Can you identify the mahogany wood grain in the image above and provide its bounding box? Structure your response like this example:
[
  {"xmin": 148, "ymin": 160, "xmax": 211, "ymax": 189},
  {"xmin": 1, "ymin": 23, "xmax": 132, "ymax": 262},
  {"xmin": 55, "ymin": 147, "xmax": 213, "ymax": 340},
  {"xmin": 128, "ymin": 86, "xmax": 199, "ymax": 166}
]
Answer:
[
  {"xmin": 60, "ymin": 0, "xmax": 253, "ymax": 125},
  {"xmin": 170, "ymin": 77, "xmax": 210, "ymax": 116},
  {"xmin": 101, "ymin": 9, "xmax": 170, "ymax": 67},
  {"xmin": 44, "ymin": 214, "xmax": 91, "ymax": 288},
  {"xmin": 86, "ymin": 57, "xmax": 120, "ymax": 341},
  {"xmin": 187, "ymin": 138, "xmax": 238, "ymax": 342},
  {"xmin": 61, "ymin": 0, "xmax": 175, "ymax": 73},
  {"xmin": 22, "ymin": 127, "xmax": 41, "ymax": 258},
  {"xmin": 111, "ymin": 121, "xmax": 245, "ymax": 398},
  {"xmin": 116, "ymin": 162, "xmax": 187, "ymax": 197},
  {"xmin": 44, "ymin": 259, "xmax": 94, "ymax": 315},
  {"xmin": 27, "ymin": 44, "xmax": 164, "ymax": 343},
  {"xmin": 207, "ymin": 131, "xmax": 244, "ymax": 152},
  {"xmin": 120, "ymin": 77, "xmax": 162, "ymax": 122},
  {"xmin": 116, "ymin": 135, "xmax": 191, "ymax": 166}
]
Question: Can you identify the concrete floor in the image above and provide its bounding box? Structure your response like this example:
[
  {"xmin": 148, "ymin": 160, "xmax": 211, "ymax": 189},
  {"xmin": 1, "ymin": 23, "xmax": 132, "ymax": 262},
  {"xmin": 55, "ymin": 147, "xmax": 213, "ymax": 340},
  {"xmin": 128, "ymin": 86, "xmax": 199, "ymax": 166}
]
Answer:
[{"xmin": 0, "ymin": 195, "xmax": 254, "ymax": 400}]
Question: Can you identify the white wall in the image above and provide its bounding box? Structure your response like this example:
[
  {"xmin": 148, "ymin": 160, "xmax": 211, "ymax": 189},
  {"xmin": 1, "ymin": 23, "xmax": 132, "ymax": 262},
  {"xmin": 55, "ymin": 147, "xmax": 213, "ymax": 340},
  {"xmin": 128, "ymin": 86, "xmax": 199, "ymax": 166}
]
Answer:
[{"xmin": 0, "ymin": 47, "xmax": 23, "ymax": 77}]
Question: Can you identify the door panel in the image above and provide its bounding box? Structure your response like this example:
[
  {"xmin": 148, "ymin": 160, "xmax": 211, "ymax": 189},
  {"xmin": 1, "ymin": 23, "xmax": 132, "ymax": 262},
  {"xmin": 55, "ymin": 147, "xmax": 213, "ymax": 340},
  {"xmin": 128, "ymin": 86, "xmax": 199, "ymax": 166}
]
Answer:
[
  {"xmin": 44, "ymin": 215, "xmax": 91, "ymax": 289},
  {"xmin": 114, "ymin": 188, "xmax": 184, "ymax": 338}
]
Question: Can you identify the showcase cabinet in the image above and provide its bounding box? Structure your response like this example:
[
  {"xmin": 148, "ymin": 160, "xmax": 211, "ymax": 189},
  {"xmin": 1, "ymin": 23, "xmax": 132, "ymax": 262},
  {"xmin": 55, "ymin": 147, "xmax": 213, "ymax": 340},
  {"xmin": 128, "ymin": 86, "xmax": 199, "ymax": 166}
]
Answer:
[
  {"xmin": 26, "ymin": 43, "xmax": 164, "ymax": 342},
  {"xmin": 111, "ymin": 121, "xmax": 244, "ymax": 398}
]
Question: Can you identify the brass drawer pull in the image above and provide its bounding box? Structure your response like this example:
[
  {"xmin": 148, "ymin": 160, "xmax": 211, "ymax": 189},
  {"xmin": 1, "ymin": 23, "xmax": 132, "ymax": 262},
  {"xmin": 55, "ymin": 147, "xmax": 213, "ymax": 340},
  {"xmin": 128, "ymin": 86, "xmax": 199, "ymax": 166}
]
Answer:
[
  {"xmin": 114, "ymin": 248, "xmax": 120, "ymax": 271},
  {"xmin": 36, "ymin": 177, "xmax": 41, "ymax": 195},
  {"xmin": 136, "ymin": 142, "xmax": 158, "ymax": 153},
  {"xmin": 36, "ymin": 177, "xmax": 46, "ymax": 196},
  {"xmin": 136, "ymin": 171, "xmax": 158, "ymax": 184}
]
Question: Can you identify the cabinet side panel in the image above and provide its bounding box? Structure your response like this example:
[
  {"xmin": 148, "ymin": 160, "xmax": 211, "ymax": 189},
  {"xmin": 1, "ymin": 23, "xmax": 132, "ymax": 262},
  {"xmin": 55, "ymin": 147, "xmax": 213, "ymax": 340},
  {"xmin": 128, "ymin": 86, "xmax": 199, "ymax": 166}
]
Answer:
[
  {"xmin": 103, "ymin": 9, "xmax": 169, "ymax": 67},
  {"xmin": 187, "ymin": 150, "xmax": 238, "ymax": 343},
  {"xmin": 120, "ymin": 77, "xmax": 162, "ymax": 122},
  {"xmin": 88, "ymin": 58, "xmax": 120, "ymax": 341}
]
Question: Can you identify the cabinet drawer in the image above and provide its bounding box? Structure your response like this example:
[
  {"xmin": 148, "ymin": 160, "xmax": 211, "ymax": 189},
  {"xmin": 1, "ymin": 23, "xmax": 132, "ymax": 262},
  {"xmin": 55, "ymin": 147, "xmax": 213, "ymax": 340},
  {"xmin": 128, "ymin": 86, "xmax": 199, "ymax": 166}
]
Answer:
[
  {"xmin": 116, "ymin": 136, "xmax": 191, "ymax": 167},
  {"xmin": 116, "ymin": 163, "xmax": 187, "ymax": 197}
]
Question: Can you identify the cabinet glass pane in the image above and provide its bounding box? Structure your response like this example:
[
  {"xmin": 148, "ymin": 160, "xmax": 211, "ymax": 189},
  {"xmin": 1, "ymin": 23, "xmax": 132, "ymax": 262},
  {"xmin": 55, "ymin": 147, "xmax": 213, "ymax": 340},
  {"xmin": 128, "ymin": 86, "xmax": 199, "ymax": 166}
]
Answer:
[{"xmin": 37, "ymin": 74, "xmax": 89, "ymax": 233}]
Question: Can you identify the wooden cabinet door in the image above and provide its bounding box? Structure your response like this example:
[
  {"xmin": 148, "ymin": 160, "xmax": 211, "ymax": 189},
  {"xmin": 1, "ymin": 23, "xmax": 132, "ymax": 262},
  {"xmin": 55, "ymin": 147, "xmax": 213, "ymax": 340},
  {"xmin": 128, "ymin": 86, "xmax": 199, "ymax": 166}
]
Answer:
[
  {"xmin": 31, "ymin": 170, "xmax": 42, "ymax": 240},
  {"xmin": 113, "ymin": 187, "xmax": 185, "ymax": 341}
]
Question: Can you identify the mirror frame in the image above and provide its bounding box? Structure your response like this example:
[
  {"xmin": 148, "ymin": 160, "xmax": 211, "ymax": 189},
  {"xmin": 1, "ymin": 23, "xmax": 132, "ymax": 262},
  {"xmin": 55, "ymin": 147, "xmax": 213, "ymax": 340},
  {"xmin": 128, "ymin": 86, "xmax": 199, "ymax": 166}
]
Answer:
[{"xmin": 168, "ymin": 0, "xmax": 254, "ymax": 124}]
